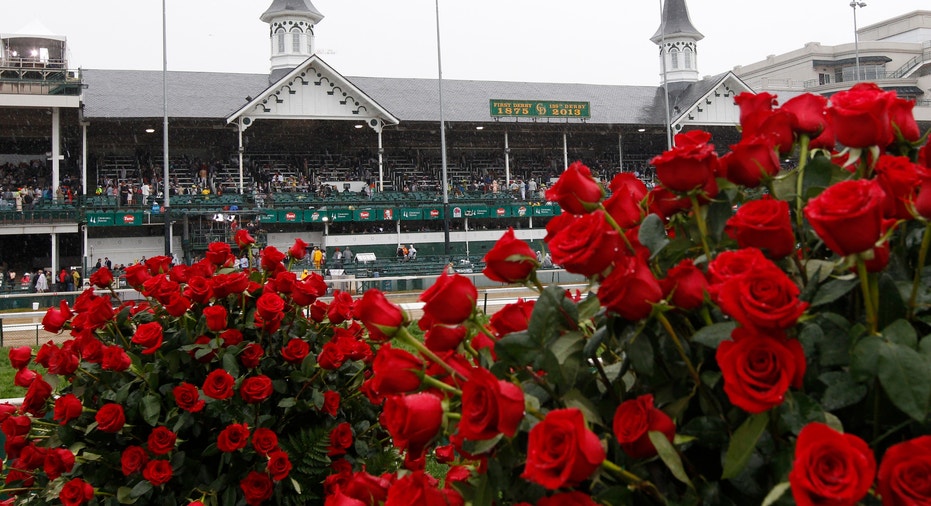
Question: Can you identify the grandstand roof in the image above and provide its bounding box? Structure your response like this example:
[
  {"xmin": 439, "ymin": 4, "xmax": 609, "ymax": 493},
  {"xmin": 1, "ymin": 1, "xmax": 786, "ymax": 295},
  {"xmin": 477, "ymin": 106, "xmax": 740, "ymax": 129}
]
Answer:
[{"xmin": 81, "ymin": 69, "xmax": 733, "ymax": 127}]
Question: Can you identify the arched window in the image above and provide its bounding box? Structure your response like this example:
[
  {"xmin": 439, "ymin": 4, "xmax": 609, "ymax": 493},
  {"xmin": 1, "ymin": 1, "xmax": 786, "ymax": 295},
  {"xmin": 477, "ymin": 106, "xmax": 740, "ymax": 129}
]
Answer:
[
  {"xmin": 684, "ymin": 47, "xmax": 693, "ymax": 69},
  {"xmin": 670, "ymin": 48, "xmax": 679, "ymax": 70},
  {"xmin": 292, "ymin": 32, "xmax": 301, "ymax": 53},
  {"xmin": 276, "ymin": 31, "xmax": 286, "ymax": 54}
]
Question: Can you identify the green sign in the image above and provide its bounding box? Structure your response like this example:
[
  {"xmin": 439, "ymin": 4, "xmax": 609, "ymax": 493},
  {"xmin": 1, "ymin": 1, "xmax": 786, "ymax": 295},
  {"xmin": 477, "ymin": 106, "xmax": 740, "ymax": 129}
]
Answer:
[
  {"xmin": 279, "ymin": 210, "xmax": 301, "ymax": 223},
  {"xmin": 490, "ymin": 100, "xmax": 590, "ymax": 118},
  {"xmin": 330, "ymin": 209, "xmax": 353, "ymax": 222},
  {"xmin": 399, "ymin": 208, "xmax": 422, "ymax": 220},
  {"xmin": 304, "ymin": 210, "xmax": 326, "ymax": 222},
  {"xmin": 87, "ymin": 211, "xmax": 114, "ymax": 227},
  {"xmin": 532, "ymin": 205, "xmax": 557, "ymax": 216}
]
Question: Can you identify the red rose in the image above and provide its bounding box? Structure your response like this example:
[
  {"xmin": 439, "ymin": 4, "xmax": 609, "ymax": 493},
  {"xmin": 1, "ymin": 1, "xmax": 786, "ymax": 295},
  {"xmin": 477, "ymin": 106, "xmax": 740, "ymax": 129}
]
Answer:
[
  {"xmin": 483, "ymin": 227, "xmax": 539, "ymax": 283},
  {"xmin": 715, "ymin": 262, "xmax": 808, "ymax": 333},
  {"xmin": 240, "ymin": 375, "xmax": 274, "ymax": 403},
  {"xmin": 143, "ymin": 459, "xmax": 173, "ymax": 486},
  {"xmin": 124, "ymin": 263, "xmax": 152, "ymax": 287},
  {"xmin": 202, "ymin": 369, "xmax": 235, "ymax": 400},
  {"xmin": 805, "ymin": 179, "xmax": 886, "ymax": 256},
  {"xmin": 789, "ymin": 422, "xmax": 875, "ymax": 506},
  {"xmin": 327, "ymin": 422, "xmax": 354, "ymax": 456},
  {"xmin": 371, "ymin": 344, "xmax": 424, "ymax": 395},
  {"xmin": 14, "ymin": 367, "xmax": 37, "ymax": 388},
  {"xmin": 878, "ymin": 435, "xmax": 931, "ymax": 505},
  {"xmin": 889, "ymin": 96, "xmax": 920, "ymax": 143},
  {"xmin": 147, "ymin": 426, "xmax": 177, "ymax": 455},
  {"xmin": 488, "ymin": 298, "xmax": 535, "ymax": 338},
  {"xmin": 521, "ymin": 408, "xmax": 605, "ymax": 489},
  {"xmin": 240, "ymin": 470, "xmax": 274, "ymax": 506},
  {"xmin": 537, "ymin": 491, "xmax": 599, "ymax": 506},
  {"xmin": 206, "ymin": 241, "xmax": 233, "ymax": 265},
  {"xmin": 384, "ymin": 471, "xmax": 460, "ymax": 506},
  {"xmin": 42, "ymin": 300, "xmax": 73, "ymax": 334},
  {"xmin": 145, "ymin": 255, "xmax": 172, "ymax": 275},
  {"xmin": 172, "ymin": 382, "xmax": 205, "ymax": 412},
  {"xmin": 267, "ymin": 450, "xmax": 292, "ymax": 481},
  {"xmin": 59, "ymin": 478, "xmax": 94, "ymax": 506},
  {"xmin": 288, "ymin": 238, "xmax": 309, "ymax": 260},
  {"xmin": 650, "ymin": 130, "xmax": 720, "ymax": 193},
  {"xmin": 874, "ymin": 154, "xmax": 922, "ymax": 220},
  {"xmin": 827, "ymin": 82, "xmax": 897, "ymax": 148},
  {"xmin": 457, "ymin": 368, "xmax": 524, "ymax": 441},
  {"xmin": 281, "ymin": 338, "xmax": 310, "ymax": 364},
  {"xmin": 21, "ymin": 376, "xmax": 52, "ymax": 416},
  {"xmin": 780, "ymin": 92, "xmax": 829, "ymax": 137},
  {"xmin": 255, "ymin": 292, "xmax": 285, "ymax": 323},
  {"xmin": 327, "ymin": 290, "xmax": 355, "ymax": 324},
  {"xmin": 706, "ymin": 247, "xmax": 769, "ymax": 286},
  {"xmin": 424, "ymin": 324, "xmax": 468, "ymax": 352},
  {"xmin": 53, "ymin": 394, "xmax": 83, "ymax": 425},
  {"xmin": 722, "ymin": 135, "xmax": 782, "ymax": 188},
  {"xmin": 240, "ymin": 343, "xmax": 265, "ymax": 369},
  {"xmin": 735, "ymin": 91, "xmax": 777, "ymax": 132},
  {"xmin": 89, "ymin": 266, "xmax": 114, "ymax": 288},
  {"xmin": 260, "ymin": 246, "xmax": 286, "ymax": 271},
  {"xmin": 234, "ymin": 229, "xmax": 256, "ymax": 248},
  {"xmin": 44, "ymin": 448, "xmax": 75, "ymax": 480},
  {"xmin": 220, "ymin": 329, "xmax": 244, "ymax": 346},
  {"xmin": 131, "ymin": 321, "xmax": 164, "ymax": 355},
  {"xmin": 292, "ymin": 273, "xmax": 327, "ymax": 306},
  {"xmin": 217, "ymin": 423, "xmax": 250, "ymax": 452},
  {"xmin": 717, "ymin": 328, "xmax": 806, "ymax": 413},
  {"xmin": 603, "ymin": 187, "xmax": 646, "ymax": 229},
  {"xmin": 356, "ymin": 289, "xmax": 407, "ymax": 341},
  {"xmin": 2, "ymin": 415, "xmax": 31, "ymax": 438},
  {"xmin": 202, "ymin": 305, "xmax": 228, "ymax": 332},
  {"xmin": 916, "ymin": 172, "xmax": 931, "ymax": 220},
  {"xmin": 544, "ymin": 161, "xmax": 605, "ymax": 214},
  {"xmin": 322, "ymin": 390, "xmax": 340, "ymax": 417},
  {"xmin": 252, "ymin": 428, "xmax": 279, "ymax": 456},
  {"xmin": 612, "ymin": 394, "xmax": 676, "ymax": 460},
  {"xmin": 381, "ymin": 393, "xmax": 444, "ymax": 458},
  {"xmin": 660, "ymin": 259, "xmax": 708, "ymax": 310},
  {"xmin": 101, "ymin": 345, "xmax": 131, "ymax": 371},
  {"xmin": 211, "ymin": 272, "xmax": 249, "ymax": 298},
  {"xmin": 317, "ymin": 342, "xmax": 346, "ymax": 370},
  {"xmin": 647, "ymin": 186, "xmax": 691, "ymax": 221},
  {"xmin": 184, "ymin": 276, "xmax": 214, "ymax": 305},
  {"xmin": 8, "ymin": 346, "xmax": 31, "ymax": 370},
  {"xmin": 547, "ymin": 210, "xmax": 621, "ymax": 278},
  {"xmin": 725, "ymin": 197, "xmax": 796, "ymax": 258},
  {"xmin": 597, "ymin": 255, "xmax": 663, "ymax": 321},
  {"xmin": 419, "ymin": 272, "xmax": 477, "ymax": 325},
  {"xmin": 95, "ymin": 403, "xmax": 125, "ymax": 433}
]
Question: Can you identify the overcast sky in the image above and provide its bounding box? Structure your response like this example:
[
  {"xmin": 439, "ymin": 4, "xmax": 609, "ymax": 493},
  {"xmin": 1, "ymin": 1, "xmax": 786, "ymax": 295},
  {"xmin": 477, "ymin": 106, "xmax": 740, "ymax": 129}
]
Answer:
[{"xmin": 3, "ymin": 0, "xmax": 928, "ymax": 87}]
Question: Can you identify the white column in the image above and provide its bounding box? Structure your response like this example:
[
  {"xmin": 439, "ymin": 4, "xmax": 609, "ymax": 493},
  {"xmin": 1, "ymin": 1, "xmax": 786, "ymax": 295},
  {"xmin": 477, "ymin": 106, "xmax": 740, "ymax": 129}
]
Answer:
[
  {"xmin": 51, "ymin": 107, "xmax": 61, "ymax": 195},
  {"xmin": 378, "ymin": 129, "xmax": 384, "ymax": 192},
  {"xmin": 238, "ymin": 119, "xmax": 245, "ymax": 194},
  {"xmin": 562, "ymin": 132, "xmax": 568, "ymax": 170},
  {"xmin": 618, "ymin": 133, "xmax": 624, "ymax": 172},
  {"xmin": 51, "ymin": 233, "xmax": 58, "ymax": 285},
  {"xmin": 504, "ymin": 131, "xmax": 510, "ymax": 188}
]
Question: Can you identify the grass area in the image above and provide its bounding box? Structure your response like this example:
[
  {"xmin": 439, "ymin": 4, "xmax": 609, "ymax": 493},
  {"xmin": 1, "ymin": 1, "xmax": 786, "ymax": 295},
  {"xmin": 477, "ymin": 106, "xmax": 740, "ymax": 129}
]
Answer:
[{"xmin": 0, "ymin": 348, "xmax": 25, "ymax": 399}]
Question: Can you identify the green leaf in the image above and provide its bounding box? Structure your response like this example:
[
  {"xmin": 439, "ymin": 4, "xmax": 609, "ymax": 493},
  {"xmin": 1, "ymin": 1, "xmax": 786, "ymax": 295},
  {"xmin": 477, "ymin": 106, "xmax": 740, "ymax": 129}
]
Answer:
[
  {"xmin": 722, "ymin": 411, "xmax": 769, "ymax": 480},
  {"xmin": 801, "ymin": 155, "xmax": 844, "ymax": 198},
  {"xmin": 819, "ymin": 372, "xmax": 868, "ymax": 411},
  {"xmin": 562, "ymin": 389, "xmax": 603, "ymax": 427},
  {"xmin": 116, "ymin": 487, "xmax": 138, "ymax": 504},
  {"xmin": 627, "ymin": 334, "xmax": 654, "ymax": 377},
  {"xmin": 706, "ymin": 198, "xmax": 735, "ymax": 243},
  {"xmin": 761, "ymin": 482, "xmax": 791, "ymax": 506},
  {"xmin": 877, "ymin": 341, "xmax": 931, "ymax": 422},
  {"xmin": 639, "ymin": 213, "xmax": 669, "ymax": 258},
  {"xmin": 527, "ymin": 285, "xmax": 577, "ymax": 344},
  {"xmin": 778, "ymin": 391, "xmax": 826, "ymax": 435},
  {"xmin": 649, "ymin": 430, "xmax": 694, "ymax": 488},
  {"xmin": 692, "ymin": 322, "xmax": 737, "ymax": 349},
  {"xmin": 883, "ymin": 319, "xmax": 918, "ymax": 349},
  {"xmin": 495, "ymin": 331, "xmax": 540, "ymax": 367},
  {"xmin": 129, "ymin": 480, "xmax": 153, "ymax": 498},
  {"xmin": 850, "ymin": 335, "xmax": 883, "ymax": 382},
  {"xmin": 810, "ymin": 278, "xmax": 859, "ymax": 307},
  {"xmin": 140, "ymin": 394, "xmax": 161, "ymax": 426},
  {"xmin": 770, "ymin": 171, "xmax": 798, "ymax": 201}
]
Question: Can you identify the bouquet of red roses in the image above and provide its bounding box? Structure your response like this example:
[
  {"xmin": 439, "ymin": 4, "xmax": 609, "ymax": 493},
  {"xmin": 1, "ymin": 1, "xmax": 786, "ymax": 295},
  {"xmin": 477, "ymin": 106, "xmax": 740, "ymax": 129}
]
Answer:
[
  {"xmin": 341, "ymin": 82, "xmax": 931, "ymax": 505},
  {"xmin": 2, "ymin": 234, "xmax": 402, "ymax": 505}
]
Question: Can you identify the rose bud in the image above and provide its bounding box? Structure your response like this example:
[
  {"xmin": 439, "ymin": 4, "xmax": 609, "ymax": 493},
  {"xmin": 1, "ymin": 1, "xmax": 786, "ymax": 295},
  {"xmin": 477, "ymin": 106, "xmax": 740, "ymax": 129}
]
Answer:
[{"xmin": 482, "ymin": 227, "xmax": 539, "ymax": 283}]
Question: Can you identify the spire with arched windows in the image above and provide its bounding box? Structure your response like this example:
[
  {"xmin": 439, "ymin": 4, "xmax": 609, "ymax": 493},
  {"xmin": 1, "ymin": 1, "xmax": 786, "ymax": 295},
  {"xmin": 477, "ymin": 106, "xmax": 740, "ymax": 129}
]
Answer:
[
  {"xmin": 651, "ymin": 0, "xmax": 703, "ymax": 84},
  {"xmin": 261, "ymin": 0, "xmax": 325, "ymax": 83}
]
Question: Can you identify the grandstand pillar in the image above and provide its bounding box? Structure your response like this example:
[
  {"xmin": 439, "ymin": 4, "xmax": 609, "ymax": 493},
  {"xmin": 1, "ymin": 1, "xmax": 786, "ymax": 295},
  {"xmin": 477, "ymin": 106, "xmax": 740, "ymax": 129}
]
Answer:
[
  {"xmin": 378, "ymin": 130, "xmax": 384, "ymax": 192},
  {"xmin": 237, "ymin": 118, "xmax": 245, "ymax": 194},
  {"xmin": 562, "ymin": 132, "xmax": 568, "ymax": 171},
  {"xmin": 51, "ymin": 107, "xmax": 61, "ymax": 196},
  {"xmin": 504, "ymin": 131, "xmax": 510, "ymax": 187},
  {"xmin": 51, "ymin": 233, "xmax": 58, "ymax": 284},
  {"xmin": 618, "ymin": 133, "xmax": 624, "ymax": 172}
]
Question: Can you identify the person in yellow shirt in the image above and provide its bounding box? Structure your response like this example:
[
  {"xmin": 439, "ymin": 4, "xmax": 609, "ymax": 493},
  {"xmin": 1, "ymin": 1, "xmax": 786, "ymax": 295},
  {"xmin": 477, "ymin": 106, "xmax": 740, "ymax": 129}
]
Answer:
[{"xmin": 311, "ymin": 246, "xmax": 323, "ymax": 270}]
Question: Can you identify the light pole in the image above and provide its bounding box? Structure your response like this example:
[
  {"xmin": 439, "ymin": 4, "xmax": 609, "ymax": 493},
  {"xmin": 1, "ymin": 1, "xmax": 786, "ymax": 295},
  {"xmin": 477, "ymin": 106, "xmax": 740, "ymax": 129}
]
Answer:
[
  {"xmin": 850, "ymin": 1, "xmax": 866, "ymax": 82},
  {"xmin": 435, "ymin": 0, "xmax": 450, "ymax": 256}
]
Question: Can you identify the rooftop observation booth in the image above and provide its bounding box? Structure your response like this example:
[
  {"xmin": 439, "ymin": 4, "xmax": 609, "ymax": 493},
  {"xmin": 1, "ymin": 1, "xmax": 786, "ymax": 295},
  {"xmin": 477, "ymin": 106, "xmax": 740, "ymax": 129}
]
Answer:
[{"xmin": 0, "ymin": 31, "xmax": 81, "ymax": 95}]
